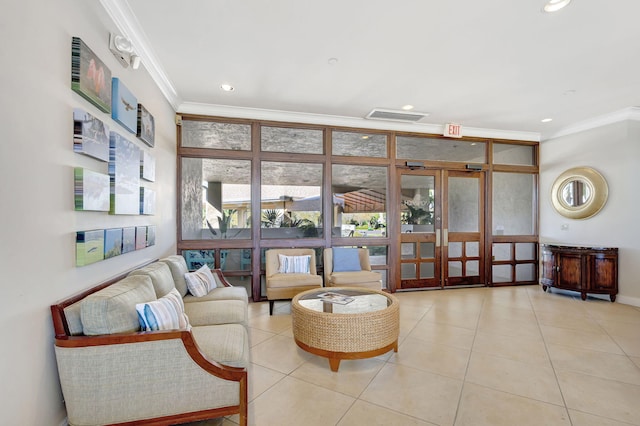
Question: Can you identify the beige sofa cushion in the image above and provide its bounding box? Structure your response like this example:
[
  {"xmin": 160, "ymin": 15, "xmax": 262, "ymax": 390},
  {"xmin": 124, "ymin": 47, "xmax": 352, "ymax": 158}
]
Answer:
[
  {"xmin": 128, "ymin": 262, "xmax": 176, "ymax": 298},
  {"xmin": 191, "ymin": 323, "xmax": 249, "ymax": 368},
  {"xmin": 184, "ymin": 299, "xmax": 248, "ymax": 327},
  {"xmin": 329, "ymin": 270, "xmax": 381, "ymax": 285},
  {"xmin": 183, "ymin": 286, "xmax": 248, "ymax": 305},
  {"xmin": 81, "ymin": 275, "xmax": 156, "ymax": 335},
  {"xmin": 267, "ymin": 273, "xmax": 323, "ymax": 289},
  {"xmin": 159, "ymin": 255, "xmax": 190, "ymax": 297}
]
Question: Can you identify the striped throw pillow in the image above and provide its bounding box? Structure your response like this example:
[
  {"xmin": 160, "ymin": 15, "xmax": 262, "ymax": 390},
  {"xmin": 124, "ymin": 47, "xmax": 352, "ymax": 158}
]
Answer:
[
  {"xmin": 136, "ymin": 288, "xmax": 190, "ymax": 331},
  {"xmin": 184, "ymin": 264, "xmax": 217, "ymax": 297},
  {"xmin": 278, "ymin": 254, "xmax": 311, "ymax": 274}
]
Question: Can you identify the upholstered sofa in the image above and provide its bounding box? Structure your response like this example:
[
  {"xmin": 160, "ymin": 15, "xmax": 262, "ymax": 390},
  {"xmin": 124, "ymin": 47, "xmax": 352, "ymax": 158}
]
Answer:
[{"xmin": 51, "ymin": 255, "xmax": 249, "ymax": 426}]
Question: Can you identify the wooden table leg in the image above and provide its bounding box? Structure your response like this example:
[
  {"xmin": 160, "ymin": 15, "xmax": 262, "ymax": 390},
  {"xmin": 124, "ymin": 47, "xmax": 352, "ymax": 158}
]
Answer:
[{"xmin": 329, "ymin": 357, "xmax": 341, "ymax": 372}]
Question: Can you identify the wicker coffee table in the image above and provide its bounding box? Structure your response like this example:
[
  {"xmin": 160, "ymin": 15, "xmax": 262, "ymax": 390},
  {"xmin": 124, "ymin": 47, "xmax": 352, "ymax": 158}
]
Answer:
[{"xmin": 291, "ymin": 287, "xmax": 400, "ymax": 372}]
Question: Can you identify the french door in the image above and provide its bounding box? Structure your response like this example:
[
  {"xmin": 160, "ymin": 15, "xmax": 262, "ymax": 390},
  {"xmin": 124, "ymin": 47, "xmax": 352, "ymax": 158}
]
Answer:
[{"xmin": 398, "ymin": 169, "xmax": 485, "ymax": 289}]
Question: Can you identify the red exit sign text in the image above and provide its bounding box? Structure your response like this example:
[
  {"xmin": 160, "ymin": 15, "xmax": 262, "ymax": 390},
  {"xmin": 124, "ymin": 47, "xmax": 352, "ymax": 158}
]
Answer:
[{"xmin": 444, "ymin": 123, "xmax": 462, "ymax": 138}]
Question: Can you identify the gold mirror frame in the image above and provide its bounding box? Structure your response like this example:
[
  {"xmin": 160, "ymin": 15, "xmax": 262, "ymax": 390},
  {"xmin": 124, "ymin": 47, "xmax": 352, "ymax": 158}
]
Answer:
[{"xmin": 551, "ymin": 167, "xmax": 608, "ymax": 219}]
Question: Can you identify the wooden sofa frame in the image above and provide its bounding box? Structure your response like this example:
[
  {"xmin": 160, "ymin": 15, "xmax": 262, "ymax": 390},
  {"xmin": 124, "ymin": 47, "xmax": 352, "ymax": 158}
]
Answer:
[{"xmin": 50, "ymin": 265, "xmax": 247, "ymax": 426}]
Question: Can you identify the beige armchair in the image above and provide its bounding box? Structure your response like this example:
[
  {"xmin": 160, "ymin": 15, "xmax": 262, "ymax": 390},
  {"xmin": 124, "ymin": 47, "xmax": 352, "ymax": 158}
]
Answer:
[
  {"xmin": 324, "ymin": 247, "xmax": 382, "ymax": 290},
  {"xmin": 265, "ymin": 249, "xmax": 323, "ymax": 315}
]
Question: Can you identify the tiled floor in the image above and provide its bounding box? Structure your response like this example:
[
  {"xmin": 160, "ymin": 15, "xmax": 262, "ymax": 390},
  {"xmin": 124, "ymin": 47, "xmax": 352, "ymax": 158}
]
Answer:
[{"xmin": 187, "ymin": 285, "xmax": 640, "ymax": 426}]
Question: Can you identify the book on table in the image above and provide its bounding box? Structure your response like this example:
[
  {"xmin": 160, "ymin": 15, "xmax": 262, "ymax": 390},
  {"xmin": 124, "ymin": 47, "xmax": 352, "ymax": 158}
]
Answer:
[{"xmin": 318, "ymin": 292, "xmax": 355, "ymax": 305}]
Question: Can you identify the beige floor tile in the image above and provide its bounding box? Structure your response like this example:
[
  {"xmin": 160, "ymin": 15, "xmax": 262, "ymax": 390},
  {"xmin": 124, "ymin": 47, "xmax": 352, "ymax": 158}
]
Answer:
[
  {"xmin": 547, "ymin": 343, "xmax": 640, "ymax": 385},
  {"xmin": 422, "ymin": 305, "xmax": 480, "ymax": 330},
  {"xmin": 631, "ymin": 356, "xmax": 640, "ymax": 369},
  {"xmin": 247, "ymin": 327, "xmax": 276, "ymax": 347},
  {"xmin": 472, "ymin": 330, "xmax": 549, "ymax": 364},
  {"xmin": 290, "ymin": 356, "xmax": 385, "ymax": 397},
  {"xmin": 247, "ymin": 312, "xmax": 292, "ymax": 334},
  {"xmin": 246, "ymin": 362, "xmax": 286, "ymax": 401},
  {"xmin": 465, "ymin": 351, "xmax": 563, "ymax": 405},
  {"xmin": 248, "ymin": 376, "xmax": 355, "ymax": 426},
  {"xmin": 611, "ymin": 335, "xmax": 640, "ymax": 358},
  {"xmin": 477, "ymin": 314, "xmax": 541, "ymax": 338},
  {"xmin": 408, "ymin": 319, "xmax": 476, "ymax": 350},
  {"xmin": 568, "ymin": 409, "xmax": 637, "ymax": 426},
  {"xmin": 478, "ymin": 303, "xmax": 537, "ymax": 323},
  {"xmin": 455, "ymin": 383, "xmax": 571, "ymax": 426},
  {"xmin": 247, "ymin": 301, "xmax": 269, "ymax": 318},
  {"xmin": 540, "ymin": 324, "xmax": 625, "ymax": 354},
  {"xmin": 535, "ymin": 310, "xmax": 604, "ymax": 333},
  {"xmin": 598, "ymin": 319, "xmax": 640, "ymax": 340},
  {"xmin": 390, "ymin": 337, "xmax": 470, "ymax": 380},
  {"xmin": 360, "ymin": 363, "xmax": 462, "ymax": 425},
  {"xmin": 250, "ymin": 334, "xmax": 312, "ymax": 374},
  {"xmin": 587, "ymin": 304, "xmax": 640, "ymax": 324},
  {"xmin": 557, "ymin": 369, "xmax": 640, "ymax": 424},
  {"xmin": 337, "ymin": 400, "xmax": 434, "ymax": 426}
]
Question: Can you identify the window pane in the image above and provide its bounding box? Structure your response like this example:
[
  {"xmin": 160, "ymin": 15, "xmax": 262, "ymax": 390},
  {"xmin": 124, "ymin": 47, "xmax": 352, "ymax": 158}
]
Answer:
[
  {"xmin": 493, "ymin": 265, "xmax": 512, "ymax": 283},
  {"xmin": 420, "ymin": 262, "xmax": 435, "ymax": 278},
  {"xmin": 516, "ymin": 264, "xmax": 535, "ymax": 281},
  {"xmin": 515, "ymin": 243, "xmax": 535, "ymax": 260},
  {"xmin": 366, "ymin": 246, "xmax": 388, "ymax": 265},
  {"xmin": 493, "ymin": 143, "xmax": 535, "ymax": 166},
  {"xmin": 449, "ymin": 176, "xmax": 479, "ymax": 233},
  {"xmin": 181, "ymin": 158, "xmax": 251, "ymax": 240},
  {"xmin": 493, "ymin": 243, "xmax": 511, "ymax": 261},
  {"xmin": 332, "ymin": 131, "xmax": 387, "ymax": 157},
  {"xmin": 261, "ymin": 162, "xmax": 323, "ymax": 238},
  {"xmin": 261, "ymin": 126, "xmax": 323, "ymax": 154},
  {"xmin": 420, "ymin": 243, "xmax": 435, "ymax": 258},
  {"xmin": 493, "ymin": 172, "xmax": 535, "ymax": 235},
  {"xmin": 333, "ymin": 165, "xmax": 387, "ymax": 238},
  {"xmin": 182, "ymin": 250, "xmax": 215, "ymax": 271},
  {"xmin": 181, "ymin": 120, "xmax": 251, "ymax": 150},
  {"xmin": 400, "ymin": 175, "xmax": 435, "ymax": 231},
  {"xmin": 220, "ymin": 249, "xmax": 251, "ymax": 272},
  {"xmin": 397, "ymin": 136, "xmax": 486, "ymax": 162},
  {"xmin": 401, "ymin": 263, "xmax": 416, "ymax": 280}
]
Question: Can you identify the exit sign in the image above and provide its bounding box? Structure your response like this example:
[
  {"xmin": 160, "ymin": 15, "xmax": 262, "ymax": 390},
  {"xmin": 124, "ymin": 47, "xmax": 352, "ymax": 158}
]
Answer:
[{"xmin": 444, "ymin": 123, "xmax": 462, "ymax": 138}]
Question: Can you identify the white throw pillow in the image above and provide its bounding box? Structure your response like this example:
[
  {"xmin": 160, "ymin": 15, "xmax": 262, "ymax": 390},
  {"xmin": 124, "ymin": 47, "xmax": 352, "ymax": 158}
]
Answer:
[
  {"xmin": 278, "ymin": 254, "xmax": 311, "ymax": 274},
  {"xmin": 136, "ymin": 288, "xmax": 190, "ymax": 331},
  {"xmin": 184, "ymin": 264, "xmax": 217, "ymax": 297}
]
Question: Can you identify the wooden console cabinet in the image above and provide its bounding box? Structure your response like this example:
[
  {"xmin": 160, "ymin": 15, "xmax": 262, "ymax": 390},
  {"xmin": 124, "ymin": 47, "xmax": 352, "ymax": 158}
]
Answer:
[{"xmin": 540, "ymin": 244, "xmax": 618, "ymax": 302}]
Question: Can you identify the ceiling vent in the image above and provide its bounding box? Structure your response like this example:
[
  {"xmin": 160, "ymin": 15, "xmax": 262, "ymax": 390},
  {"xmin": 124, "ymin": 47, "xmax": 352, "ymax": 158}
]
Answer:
[{"xmin": 365, "ymin": 108, "xmax": 429, "ymax": 123}]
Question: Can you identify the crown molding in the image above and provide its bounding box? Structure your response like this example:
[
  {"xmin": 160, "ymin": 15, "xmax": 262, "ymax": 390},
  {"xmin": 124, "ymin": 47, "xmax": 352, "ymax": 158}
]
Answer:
[
  {"xmin": 543, "ymin": 107, "xmax": 640, "ymax": 141},
  {"xmin": 99, "ymin": 0, "xmax": 181, "ymax": 110},
  {"xmin": 178, "ymin": 102, "xmax": 540, "ymax": 141}
]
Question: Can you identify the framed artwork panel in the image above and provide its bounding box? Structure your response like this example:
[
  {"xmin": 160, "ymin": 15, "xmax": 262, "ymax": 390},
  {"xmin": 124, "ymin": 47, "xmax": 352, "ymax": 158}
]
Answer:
[
  {"xmin": 146, "ymin": 225, "xmax": 156, "ymax": 247},
  {"xmin": 135, "ymin": 226, "xmax": 147, "ymax": 250},
  {"xmin": 140, "ymin": 150, "xmax": 155, "ymax": 182},
  {"xmin": 104, "ymin": 228, "xmax": 123, "ymax": 259},
  {"xmin": 137, "ymin": 103, "xmax": 155, "ymax": 147},
  {"xmin": 73, "ymin": 108, "xmax": 109, "ymax": 161},
  {"xmin": 109, "ymin": 132, "xmax": 141, "ymax": 215},
  {"xmin": 122, "ymin": 227, "xmax": 136, "ymax": 253},
  {"xmin": 71, "ymin": 37, "xmax": 112, "ymax": 113},
  {"xmin": 111, "ymin": 78, "xmax": 138, "ymax": 133},
  {"xmin": 74, "ymin": 168, "xmax": 110, "ymax": 211},
  {"xmin": 140, "ymin": 187, "xmax": 156, "ymax": 215},
  {"xmin": 76, "ymin": 229, "xmax": 105, "ymax": 266}
]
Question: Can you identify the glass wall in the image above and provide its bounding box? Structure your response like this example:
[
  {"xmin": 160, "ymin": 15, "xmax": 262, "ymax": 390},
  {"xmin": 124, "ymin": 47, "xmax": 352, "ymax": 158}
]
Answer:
[
  {"xmin": 181, "ymin": 158, "xmax": 251, "ymax": 240},
  {"xmin": 260, "ymin": 161, "xmax": 323, "ymax": 238},
  {"xmin": 332, "ymin": 165, "xmax": 387, "ymax": 237}
]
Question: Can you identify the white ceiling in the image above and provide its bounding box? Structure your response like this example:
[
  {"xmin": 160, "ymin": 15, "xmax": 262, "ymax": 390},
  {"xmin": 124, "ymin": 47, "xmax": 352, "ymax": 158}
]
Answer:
[{"xmin": 103, "ymin": 0, "xmax": 640, "ymax": 141}]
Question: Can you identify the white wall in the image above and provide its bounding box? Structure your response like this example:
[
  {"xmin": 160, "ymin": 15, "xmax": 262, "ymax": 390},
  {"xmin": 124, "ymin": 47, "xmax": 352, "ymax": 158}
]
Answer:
[
  {"xmin": 0, "ymin": 1, "xmax": 176, "ymax": 424},
  {"xmin": 540, "ymin": 120, "xmax": 640, "ymax": 305}
]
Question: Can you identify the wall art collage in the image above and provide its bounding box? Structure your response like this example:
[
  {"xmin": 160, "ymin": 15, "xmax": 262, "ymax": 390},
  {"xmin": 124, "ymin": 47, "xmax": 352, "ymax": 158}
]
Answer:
[{"xmin": 72, "ymin": 36, "xmax": 157, "ymax": 266}]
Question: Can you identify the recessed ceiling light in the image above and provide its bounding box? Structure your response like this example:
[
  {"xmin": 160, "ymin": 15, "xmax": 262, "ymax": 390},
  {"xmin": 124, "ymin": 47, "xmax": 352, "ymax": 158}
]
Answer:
[
  {"xmin": 543, "ymin": 0, "xmax": 571, "ymax": 13},
  {"xmin": 220, "ymin": 83, "xmax": 234, "ymax": 92},
  {"xmin": 328, "ymin": 57, "xmax": 338, "ymax": 65},
  {"xmin": 402, "ymin": 105, "xmax": 414, "ymax": 110},
  {"xmin": 361, "ymin": 135, "xmax": 370, "ymax": 140},
  {"xmin": 541, "ymin": 118, "xmax": 553, "ymax": 123}
]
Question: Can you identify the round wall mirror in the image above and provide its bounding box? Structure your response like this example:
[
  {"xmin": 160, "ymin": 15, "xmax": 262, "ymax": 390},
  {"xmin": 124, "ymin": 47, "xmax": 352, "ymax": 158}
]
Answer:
[{"xmin": 551, "ymin": 167, "xmax": 608, "ymax": 219}]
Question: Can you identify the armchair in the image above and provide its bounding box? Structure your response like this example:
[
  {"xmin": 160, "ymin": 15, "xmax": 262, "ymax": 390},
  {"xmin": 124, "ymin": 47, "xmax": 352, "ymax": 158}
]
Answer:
[
  {"xmin": 323, "ymin": 247, "xmax": 382, "ymax": 290},
  {"xmin": 265, "ymin": 248, "xmax": 323, "ymax": 315}
]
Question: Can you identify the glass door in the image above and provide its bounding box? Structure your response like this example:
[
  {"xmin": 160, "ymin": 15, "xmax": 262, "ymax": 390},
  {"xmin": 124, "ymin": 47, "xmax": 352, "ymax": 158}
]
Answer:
[
  {"xmin": 398, "ymin": 169, "xmax": 485, "ymax": 289},
  {"xmin": 398, "ymin": 171, "xmax": 441, "ymax": 289},
  {"xmin": 444, "ymin": 171, "xmax": 484, "ymax": 286}
]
